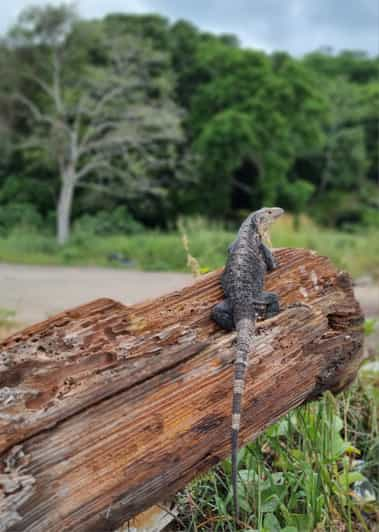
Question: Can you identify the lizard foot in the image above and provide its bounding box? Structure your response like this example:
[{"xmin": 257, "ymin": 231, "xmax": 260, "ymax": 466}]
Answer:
[
  {"xmin": 262, "ymin": 291, "xmax": 280, "ymax": 318},
  {"xmin": 211, "ymin": 299, "xmax": 234, "ymax": 331},
  {"xmin": 254, "ymin": 291, "xmax": 280, "ymax": 319}
]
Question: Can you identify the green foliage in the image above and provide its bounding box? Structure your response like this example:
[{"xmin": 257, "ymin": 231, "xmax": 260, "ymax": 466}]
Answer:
[
  {"xmin": 0, "ymin": 175, "xmax": 56, "ymax": 217},
  {"xmin": 0, "ymin": 176, "xmax": 37, "ymax": 204},
  {"xmin": 103, "ymin": 13, "xmax": 171, "ymax": 50},
  {"xmin": 303, "ymin": 50, "xmax": 379, "ymax": 85},
  {"xmin": 362, "ymin": 207, "xmax": 379, "ymax": 228},
  {"xmin": 175, "ymin": 385, "xmax": 378, "ymax": 531},
  {"xmin": 0, "ymin": 6, "xmax": 378, "ymax": 236},
  {"xmin": 73, "ymin": 207, "xmax": 143, "ymax": 237},
  {"xmin": 0, "ymin": 202, "xmax": 43, "ymax": 234},
  {"xmin": 194, "ymin": 110, "xmax": 258, "ymax": 214},
  {"xmin": 279, "ymin": 180, "xmax": 315, "ymax": 217},
  {"xmin": 0, "ymin": 307, "xmax": 16, "ymax": 327},
  {"xmin": 359, "ymin": 81, "xmax": 379, "ymax": 184},
  {"xmin": 310, "ymin": 190, "xmax": 374, "ymax": 228},
  {"xmin": 189, "ymin": 43, "xmax": 327, "ymax": 214},
  {"xmin": 364, "ymin": 319, "xmax": 377, "ymax": 336}
]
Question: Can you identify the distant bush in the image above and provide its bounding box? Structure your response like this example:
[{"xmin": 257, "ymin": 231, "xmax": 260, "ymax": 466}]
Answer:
[
  {"xmin": 73, "ymin": 207, "xmax": 144, "ymax": 238},
  {"xmin": 362, "ymin": 207, "xmax": 379, "ymax": 227},
  {"xmin": 310, "ymin": 191, "xmax": 378, "ymax": 229},
  {"xmin": 0, "ymin": 202, "xmax": 43, "ymax": 235},
  {"xmin": 5, "ymin": 229, "xmax": 58, "ymax": 254}
]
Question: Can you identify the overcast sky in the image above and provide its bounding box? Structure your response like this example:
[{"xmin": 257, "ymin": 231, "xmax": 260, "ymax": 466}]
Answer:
[{"xmin": 1, "ymin": 0, "xmax": 378, "ymax": 56}]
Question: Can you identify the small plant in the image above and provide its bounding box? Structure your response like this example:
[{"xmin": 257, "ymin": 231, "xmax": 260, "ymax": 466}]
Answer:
[
  {"xmin": 178, "ymin": 219, "xmax": 202, "ymax": 277},
  {"xmin": 364, "ymin": 319, "xmax": 376, "ymax": 336},
  {"xmin": 0, "ymin": 308, "xmax": 18, "ymax": 339},
  {"xmin": 0, "ymin": 307, "xmax": 16, "ymax": 327}
]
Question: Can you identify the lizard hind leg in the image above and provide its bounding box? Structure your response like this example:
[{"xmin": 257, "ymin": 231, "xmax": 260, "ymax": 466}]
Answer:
[{"xmin": 211, "ymin": 299, "xmax": 235, "ymax": 331}]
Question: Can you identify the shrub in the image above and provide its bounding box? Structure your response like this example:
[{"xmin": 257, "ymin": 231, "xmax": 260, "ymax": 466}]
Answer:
[
  {"xmin": 73, "ymin": 206, "xmax": 144, "ymax": 237},
  {"xmin": 362, "ymin": 207, "xmax": 379, "ymax": 227},
  {"xmin": 0, "ymin": 202, "xmax": 43, "ymax": 235}
]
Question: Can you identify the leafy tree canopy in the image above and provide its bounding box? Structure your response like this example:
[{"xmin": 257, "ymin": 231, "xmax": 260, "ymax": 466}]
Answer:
[{"xmin": 0, "ymin": 2, "xmax": 378, "ymax": 238}]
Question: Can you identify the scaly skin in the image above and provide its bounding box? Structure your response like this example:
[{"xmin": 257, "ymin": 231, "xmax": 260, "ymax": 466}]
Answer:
[{"xmin": 211, "ymin": 207, "xmax": 284, "ymax": 523}]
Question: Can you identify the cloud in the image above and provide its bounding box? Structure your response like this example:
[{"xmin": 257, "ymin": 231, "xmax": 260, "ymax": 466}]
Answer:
[{"xmin": 1, "ymin": 0, "xmax": 377, "ymax": 56}]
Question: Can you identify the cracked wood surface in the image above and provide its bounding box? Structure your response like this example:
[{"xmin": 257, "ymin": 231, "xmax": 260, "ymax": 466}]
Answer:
[{"xmin": 0, "ymin": 248, "xmax": 364, "ymax": 531}]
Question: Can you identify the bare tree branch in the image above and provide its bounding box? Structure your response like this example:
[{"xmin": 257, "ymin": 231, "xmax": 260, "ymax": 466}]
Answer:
[
  {"xmin": 14, "ymin": 93, "xmax": 52, "ymax": 125},
  {"xmin": 52, "ymin": 48, "xmax": 64, "ymax": 114},
  {"xmin": 22, "ymin": 71, "xmax": 55, "ymax": 100},
  {"xmin": 78, "ymin": 121, "xmax": 121, "ymax": 153},
  {"xmin": 75, "ymin": 159, "xmax": 114, "ymax": 181},
  {"xmin": 89, "ymin": 86, "xmax": 125, "ymax": 118}
]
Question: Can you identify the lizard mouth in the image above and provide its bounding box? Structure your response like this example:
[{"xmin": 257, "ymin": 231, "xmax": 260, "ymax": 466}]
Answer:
[{"xmin": 268, "ymin": 207, "xmax": 284, "ymax": 220}]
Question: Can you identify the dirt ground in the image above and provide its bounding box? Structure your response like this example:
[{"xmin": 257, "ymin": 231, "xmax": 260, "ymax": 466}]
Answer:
[
  {"xmin": 0, "ymin": 263, "xmax": 192, "ymax": 324},
  {"xmin": 1, "ymin": 262, "xmax": 378, "ymax": 352}
]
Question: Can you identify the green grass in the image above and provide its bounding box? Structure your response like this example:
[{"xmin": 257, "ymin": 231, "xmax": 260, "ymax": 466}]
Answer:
[
  {"xmin": 270, "ymin": 216, "xmax": 379, "ymax": 281},
  {"xmin": 0, "ymin": 216, "xmax": 378, "ymax": 279},
  {"xmin": 173, "ymin": 375, "xmax": 378, "ymax": 531},
  {"xmin": 0, "ymin": 307, "xmax": 16, "ymax": 327},
  {"xmin": 0, "ymin": 307, "xmax": 18, "ymax": 339}
]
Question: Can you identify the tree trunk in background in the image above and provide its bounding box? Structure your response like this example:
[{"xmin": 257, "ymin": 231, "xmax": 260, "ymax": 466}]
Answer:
[{"xmin": 57, "ymin": 175, "xmax": 75, "ymax": 245}]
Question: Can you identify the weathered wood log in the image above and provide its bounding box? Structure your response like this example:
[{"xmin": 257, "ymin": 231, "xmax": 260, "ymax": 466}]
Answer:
[{"xmin": 0, "ymin": 248, "xmax": 364, "ymax": 532}]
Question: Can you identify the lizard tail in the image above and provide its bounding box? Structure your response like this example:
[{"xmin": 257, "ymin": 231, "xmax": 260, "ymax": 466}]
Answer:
[
  {"xmin": 231, "ymin": 316, "xmax": 256, "ymax": 524},
  {"xmin": 231, "ymin": 427, "xmax": 240, "ymax": 522}
]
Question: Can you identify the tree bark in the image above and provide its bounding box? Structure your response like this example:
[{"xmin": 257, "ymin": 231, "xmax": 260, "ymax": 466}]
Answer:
[
  {"xmin": 0, "ymin": 248, "xmax": 364, "ymax": 531},
  {"xmin": 57, "ymin": 174, "xmax": 75, "ymax": 245}
]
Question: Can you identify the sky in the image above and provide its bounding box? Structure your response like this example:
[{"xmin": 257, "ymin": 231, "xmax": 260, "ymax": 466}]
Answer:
[{"xmin": 1, "ymin": 0, "xmax": 378, "ymax": 56}]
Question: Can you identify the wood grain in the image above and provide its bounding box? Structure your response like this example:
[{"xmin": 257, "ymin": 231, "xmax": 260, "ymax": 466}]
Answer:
[{"xmin": 0, "ymin": 248, "xmax": 364, "ymax": 531}]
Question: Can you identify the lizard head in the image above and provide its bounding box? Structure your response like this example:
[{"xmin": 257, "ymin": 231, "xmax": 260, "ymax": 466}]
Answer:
[{"xmin": 252, "ymin": 207, "xmax": 284, "ymax": 244}]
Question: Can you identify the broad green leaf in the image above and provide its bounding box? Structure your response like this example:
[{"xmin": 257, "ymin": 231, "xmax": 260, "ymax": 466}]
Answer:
[
  {"xmin": 262, "ymin": 494, "xmax": 280, "ymax": 513},
  {"xmin": 263, "ymin": 513, "xmax": 281, "ymax": 532}
]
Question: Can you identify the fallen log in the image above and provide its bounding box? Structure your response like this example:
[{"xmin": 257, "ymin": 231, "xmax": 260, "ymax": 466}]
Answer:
[{"xmin": 0, "ymin": 248, "xmax": 364, "ymax": 532}]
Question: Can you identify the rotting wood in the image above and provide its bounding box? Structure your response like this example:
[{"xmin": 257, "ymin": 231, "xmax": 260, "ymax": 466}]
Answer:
[{"xmin": 0, "ymin": 248, "xmax": 364, "ymax": 532}]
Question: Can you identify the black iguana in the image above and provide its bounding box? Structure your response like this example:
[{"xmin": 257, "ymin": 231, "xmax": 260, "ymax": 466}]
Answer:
[{"xmin": 211, "ymin": 207, "xmax": 284, "ymax": 522}]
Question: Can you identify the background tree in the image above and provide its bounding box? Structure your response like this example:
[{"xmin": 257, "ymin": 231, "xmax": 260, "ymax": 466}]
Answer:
[
  {"xmin": 187, "ymin": 42, "xmax": 326, "ymax": 217},
  {"xmin": 6, "ymin": 4, "xmax": 184, "ymax": 243}
]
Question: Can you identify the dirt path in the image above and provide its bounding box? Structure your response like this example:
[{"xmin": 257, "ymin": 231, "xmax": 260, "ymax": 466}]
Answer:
[
  {"xmin": 353, "ymin": 284, "xmax": 379, "ymax": 317},
  {"xmin": 0, "ymin": 263, "xmax": 191, "ymax": 324}
]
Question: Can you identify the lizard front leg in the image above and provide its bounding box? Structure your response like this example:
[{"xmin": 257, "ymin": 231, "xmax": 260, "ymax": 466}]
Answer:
[{"xmin": 260, "ymin": 242, "xmax": 277, "ymax": 271}]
